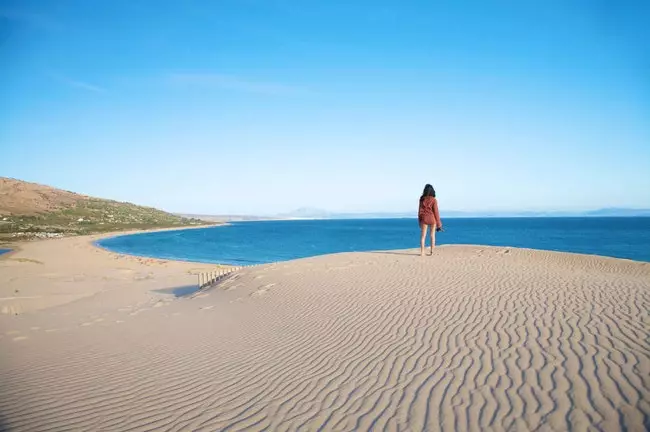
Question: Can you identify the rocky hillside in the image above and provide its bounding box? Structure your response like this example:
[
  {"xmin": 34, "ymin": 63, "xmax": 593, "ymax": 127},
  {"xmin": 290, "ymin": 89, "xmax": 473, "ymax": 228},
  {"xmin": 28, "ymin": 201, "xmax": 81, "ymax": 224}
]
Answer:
[
  {"xmin": 0, "ymin": 178, "xmax": 84, "ymax": 215},
  {"xmin": 0, "ymin": 177, "xmax": 210, "ymax": 240}
]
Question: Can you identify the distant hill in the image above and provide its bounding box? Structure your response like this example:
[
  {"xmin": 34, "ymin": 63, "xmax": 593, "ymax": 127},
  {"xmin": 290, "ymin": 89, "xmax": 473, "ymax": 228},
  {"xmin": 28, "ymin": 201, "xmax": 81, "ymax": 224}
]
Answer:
[
  {"xmin": 274, "ymin": 208, "xmax": 650, "ymax": 219},
  {"xmin": 583, "ymin": 208, "xmax": 650, "ymax": 217},
  {"xmin": 437, "ymin": 209, "xmax": 650, "ymax": 218},
  {"xmin": 186, "ymin": 207, "xmax": 650, "ymax": 222},
  {"xmin": 0, "ymin": 177, "xmax": 210, "ymax": 240},
  {"xmin": 178, "ymin": 213, "xmax": 277, "ymax": 222},
  {"xmin": 276, "ymin": 207, "xmax": 332, "ymax": 219}
]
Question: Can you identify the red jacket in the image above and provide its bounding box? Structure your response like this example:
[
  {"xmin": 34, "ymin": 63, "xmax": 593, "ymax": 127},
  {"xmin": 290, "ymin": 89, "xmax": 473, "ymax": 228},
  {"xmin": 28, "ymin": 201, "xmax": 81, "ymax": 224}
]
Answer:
[{"xmin": 418, "ymin": 196, "xmax": 442, "ymax": 227}]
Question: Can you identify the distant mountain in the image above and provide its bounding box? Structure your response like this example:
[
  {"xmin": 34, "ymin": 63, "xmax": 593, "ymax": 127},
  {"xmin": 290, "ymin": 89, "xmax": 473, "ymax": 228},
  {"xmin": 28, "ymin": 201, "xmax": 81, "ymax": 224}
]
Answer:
[
  {"xmin": 178, "ymin": 213, "xmax": 277, "ymax": 222},
  {"xmin": 272, "ymin": 208, "xmax": 650, "ymax": 219},
  {"xmin": 445, "ymin": 209, "xmax": 650, "ymax": 218},
  {"xmin": 583, "ymin": 208, "xmax": 650, "ymax": 217},
  {"xmin": 276, "ymin": 207, "xmax": 332, "ymax": 219},
  {"xmin": 328, "ymin": 212, "xmax": 414, "ymax": 219},
  {"xmin": 179, "ymin": 207, "xmax": 650, "ymax": 223}
]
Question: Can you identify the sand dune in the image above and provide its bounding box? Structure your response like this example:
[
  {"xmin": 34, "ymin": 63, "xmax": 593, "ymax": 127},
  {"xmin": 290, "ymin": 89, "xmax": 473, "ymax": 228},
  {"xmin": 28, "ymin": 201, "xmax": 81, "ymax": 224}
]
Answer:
[{"xmin": 1, "ymin": 239, "xmax": 649, "ymax": 431}]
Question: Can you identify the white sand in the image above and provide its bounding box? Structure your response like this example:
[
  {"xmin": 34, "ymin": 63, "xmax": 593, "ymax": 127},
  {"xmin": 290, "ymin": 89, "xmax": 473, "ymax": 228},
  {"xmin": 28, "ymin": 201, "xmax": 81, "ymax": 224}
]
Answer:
[{"xmin": 0, "ymin": 235, "xmax": 649, "ymax": 431}]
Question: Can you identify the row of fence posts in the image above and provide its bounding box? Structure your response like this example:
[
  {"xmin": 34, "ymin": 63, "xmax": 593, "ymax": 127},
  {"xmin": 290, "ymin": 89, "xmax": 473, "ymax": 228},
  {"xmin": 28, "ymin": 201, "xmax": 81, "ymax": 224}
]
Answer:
[
  {"xmin": 198, "ymin": 266, "xmax": 243, "ymax": 289},
  {"xmin": 198, "ymin": 263, "xmax": 276, "ymax": 290}
]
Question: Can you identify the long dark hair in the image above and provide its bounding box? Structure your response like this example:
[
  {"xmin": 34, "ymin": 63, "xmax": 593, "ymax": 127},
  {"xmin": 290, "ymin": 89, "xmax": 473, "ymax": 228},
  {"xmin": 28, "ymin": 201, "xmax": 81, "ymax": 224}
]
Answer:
[{"xmin": 420, "ymin": 184, "xmax": 436, "ymax": 203}]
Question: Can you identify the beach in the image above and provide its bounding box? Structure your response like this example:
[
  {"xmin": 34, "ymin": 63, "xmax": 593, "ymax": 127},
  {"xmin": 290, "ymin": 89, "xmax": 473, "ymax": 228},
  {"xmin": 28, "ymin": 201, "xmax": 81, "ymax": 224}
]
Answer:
[
  {"xmin": 1, "ymin": 233, "xmax": 649, "ymax": 431},
  {"xmin": 0, "ymin": 227, "xmax": 225, "ymax": 315}
]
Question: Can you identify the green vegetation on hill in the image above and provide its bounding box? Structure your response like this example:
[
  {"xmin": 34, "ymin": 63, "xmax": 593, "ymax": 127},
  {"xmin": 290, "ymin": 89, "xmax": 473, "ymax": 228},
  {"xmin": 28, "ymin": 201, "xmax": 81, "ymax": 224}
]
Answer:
[
  {"xmin": 0, "ymin": 178, "xmax": 213, "ymax": 242},
  {"xmin": 0, "ymin": 198, "xmax": 209, "ymax": 241}
]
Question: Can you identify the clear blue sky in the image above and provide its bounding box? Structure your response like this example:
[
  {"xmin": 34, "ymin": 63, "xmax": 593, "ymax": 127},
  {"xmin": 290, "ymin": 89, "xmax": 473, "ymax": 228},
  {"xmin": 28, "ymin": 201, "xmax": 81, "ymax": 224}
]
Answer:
[{"xmin": 1, "ymin": 0, "xmax": 649, "ymax": 215}]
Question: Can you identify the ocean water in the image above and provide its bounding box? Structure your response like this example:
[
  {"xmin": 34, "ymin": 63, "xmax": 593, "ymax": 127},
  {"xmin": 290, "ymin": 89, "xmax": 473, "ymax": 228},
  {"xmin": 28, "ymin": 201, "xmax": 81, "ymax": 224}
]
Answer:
[{"xmin": 97, "ymin": 217, "xmax": 650, "ymax": 265}]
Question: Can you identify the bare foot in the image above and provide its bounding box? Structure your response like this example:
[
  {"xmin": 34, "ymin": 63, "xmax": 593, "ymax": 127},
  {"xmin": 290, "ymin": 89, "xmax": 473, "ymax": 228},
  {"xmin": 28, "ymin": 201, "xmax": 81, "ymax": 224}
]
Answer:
[{"xmin": 420, "ymin": 251, "xmax": 425, "ymax": 257}]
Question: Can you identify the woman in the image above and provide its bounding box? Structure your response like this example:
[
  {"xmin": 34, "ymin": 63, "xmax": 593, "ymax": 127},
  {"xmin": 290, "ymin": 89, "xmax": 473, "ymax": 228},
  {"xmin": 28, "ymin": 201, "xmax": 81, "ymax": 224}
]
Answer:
[{"xmin": 418, "ymin": 184, "xmax": 443, "ymax": 256}]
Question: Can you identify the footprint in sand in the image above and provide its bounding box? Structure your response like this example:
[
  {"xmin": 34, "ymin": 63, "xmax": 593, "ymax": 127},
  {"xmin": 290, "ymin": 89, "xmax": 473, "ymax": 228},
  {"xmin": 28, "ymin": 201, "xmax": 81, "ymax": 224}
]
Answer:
[
  {"xmin": 81, "ymin": 322, "xmax": 93, "ymax": 327},
  {"xmin": 30, "ymin": 327, "xmax": 41, "ymax": 331},
  {"xmin": 129, "ymin": 308, "xmax": 150, "ymax": 316},
  {"xmin": 251, "ymin": 289, "xmax": 268, "ymax": 297},
  {"xmin": 115, "ymin": 320, "xmax": 125, "ymax": 324},
  {"xmin": 13, "ymin": 336, "xmax": 28, "ymax": 342},
  {"xmin": 254, "ymin": 283, "xmax": 276, "ymax": 293},
  {"xmin": 45, "ymin": 329, "xmax": 58, "ymax": 333},
  {"xmin": 94, "ymin": 318, "xmax": 104, "ymax": 323},
  {"xmin": 193, "ymin": 293, "xmax": 210, "ymax": 299},
  {"xmin": 200, "ymin": 305, "xmax": 214, "ymax": 310},
  {"xmin": 133, "ymin": 273, "xmax": 154, "ymax": 281},
  {"xmin": 254, "ymin": 275, "xmax": 264, "ymax": 280},
  {"xmin": 6, "ymin": 330, "xmax": 20, "ymax": 335}
]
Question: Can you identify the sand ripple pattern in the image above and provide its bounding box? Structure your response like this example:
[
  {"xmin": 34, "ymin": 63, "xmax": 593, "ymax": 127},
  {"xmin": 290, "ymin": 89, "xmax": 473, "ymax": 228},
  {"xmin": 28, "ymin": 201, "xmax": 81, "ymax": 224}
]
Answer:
[{"xmin": 1, "ymin": 246, "xmax": 649, "ymax": 431}]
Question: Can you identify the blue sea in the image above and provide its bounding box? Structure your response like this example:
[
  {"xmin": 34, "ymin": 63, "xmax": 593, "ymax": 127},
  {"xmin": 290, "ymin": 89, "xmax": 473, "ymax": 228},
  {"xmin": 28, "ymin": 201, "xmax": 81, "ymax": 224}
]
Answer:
[{"xmin": 97, "ymin": 217, "xmax": 650, "ymax": 265}]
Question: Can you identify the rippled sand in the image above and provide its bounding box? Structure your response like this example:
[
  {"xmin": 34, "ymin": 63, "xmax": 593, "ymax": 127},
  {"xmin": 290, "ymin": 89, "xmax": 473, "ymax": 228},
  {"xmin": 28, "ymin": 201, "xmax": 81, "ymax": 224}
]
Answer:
[{"xmin": 1, "ymin": 240, "xmax": 649, "ymax": 431}]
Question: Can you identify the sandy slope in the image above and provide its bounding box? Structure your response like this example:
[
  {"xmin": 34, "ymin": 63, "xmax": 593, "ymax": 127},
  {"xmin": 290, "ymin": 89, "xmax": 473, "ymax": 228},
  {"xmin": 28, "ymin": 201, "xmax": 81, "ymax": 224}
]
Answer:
[
  {"xmin": 0, "ymin": 227, "xmax": 223, "ymax": 314},
  {"xmin": 1, "ymin": 240, "xmax": 649, "ymax": 431}
]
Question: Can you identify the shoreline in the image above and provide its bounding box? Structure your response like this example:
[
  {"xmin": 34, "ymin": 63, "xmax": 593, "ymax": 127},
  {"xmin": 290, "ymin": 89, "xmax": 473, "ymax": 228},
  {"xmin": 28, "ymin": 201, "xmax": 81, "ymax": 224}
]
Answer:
[
  {"xmin": 5, "ymin": 220, "xmax": 647, "ymax": 274},
  {"xmin": 0, "ymin": 220, "xmax": 647, "ymax": 317},
  {"xmin": 91, "ymin": 217, "xmax": 650, "ymax": 265},
  {"xmin": 1, "ymin": 223, "xmax": 222, "ymax": 263},
  {"xmin": 0, "ymin": 225, "xmax": 230, "ymax": 315},
  {"xmin": 92, "ymin": 223, "xmax": 231, "ymax": 266},
  {"xmin": 95, "ymin": 234, "xmax": 650, "ymax": 268}
]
